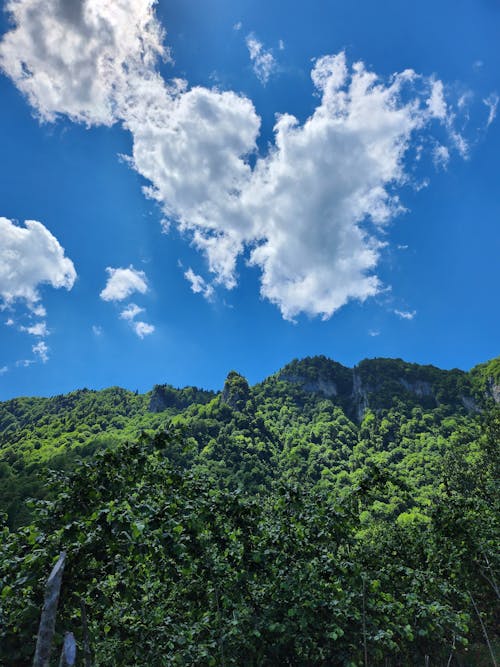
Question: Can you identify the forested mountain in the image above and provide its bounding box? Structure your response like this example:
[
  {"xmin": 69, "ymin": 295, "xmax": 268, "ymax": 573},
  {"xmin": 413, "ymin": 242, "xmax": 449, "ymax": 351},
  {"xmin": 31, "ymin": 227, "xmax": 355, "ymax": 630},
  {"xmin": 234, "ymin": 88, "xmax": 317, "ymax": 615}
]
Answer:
[{"xmin": 0, "ymin": 356, "xmax": 499, "ymax": 665}]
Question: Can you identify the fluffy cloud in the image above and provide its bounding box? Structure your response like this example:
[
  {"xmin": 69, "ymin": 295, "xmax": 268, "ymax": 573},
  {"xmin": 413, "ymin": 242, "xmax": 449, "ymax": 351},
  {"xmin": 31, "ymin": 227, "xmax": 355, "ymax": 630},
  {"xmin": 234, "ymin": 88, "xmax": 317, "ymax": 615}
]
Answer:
[
  {"xmin": 1, "ymin": 1, "xmax": 483, "ymax": 321},
  {"xmin": 246, "ymin": 34, "xmax": 277, "ymax": 85},
  {"xmin": 100, "ymin": 266, "xmax": 148, "ymax": 302},
  {"xmin": 128, "ymin": 53, "xmax": 463, "ymax": 319},
  {"xmin": 132, "ymin": 321, "xmax": 155, "ymax": 338},
  {"xmin": 126, "ymin": 83, "xmax": 260, "ymax": 287},
  {"xmin": 0, "ymin": 217, "xmax": 76, "ymax": 306},
  {"xmin": 0, "ymin": 0, "xmax": 166, "ymax": 125}
]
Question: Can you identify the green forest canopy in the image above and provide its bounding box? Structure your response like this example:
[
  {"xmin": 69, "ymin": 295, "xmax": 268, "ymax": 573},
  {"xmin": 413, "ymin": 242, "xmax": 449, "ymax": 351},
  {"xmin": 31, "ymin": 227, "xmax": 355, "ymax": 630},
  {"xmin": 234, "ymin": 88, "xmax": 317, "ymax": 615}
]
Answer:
[{"xmin": 0, "ymin": 355, "xmax": 498, "ymax": 665}]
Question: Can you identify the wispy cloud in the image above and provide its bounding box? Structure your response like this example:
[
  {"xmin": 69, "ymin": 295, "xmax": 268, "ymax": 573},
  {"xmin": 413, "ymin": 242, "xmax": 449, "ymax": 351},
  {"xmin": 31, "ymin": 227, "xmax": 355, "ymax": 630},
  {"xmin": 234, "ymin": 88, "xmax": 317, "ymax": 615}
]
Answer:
[
  {"xmin": 184, "ymin": 268, "xmax": 214, "ymax": 301},
  {"xmin": 120, "ymin": 303, "xmax": 145, "ymax": 321},
  {"xmin": 484, "ymin": 94, "xmax": 498, "ymax": 127},
  {"xmin": 246, "ymin": 34, "xmax": 277, "ymax": 85},
  {"xmin": 20, "ymin": 321, "xmax": 49, "ymax": 337},
  {"xmin": 119, "ymin": 302, "xmax": 155, "ymax": 339},
  {"xmin": 32, "ymin": 340, "xmax": 49, "ymax": 363},
  {"xmin": 394, "ymin": 309, "xmax": 416, "ymax": 320}
]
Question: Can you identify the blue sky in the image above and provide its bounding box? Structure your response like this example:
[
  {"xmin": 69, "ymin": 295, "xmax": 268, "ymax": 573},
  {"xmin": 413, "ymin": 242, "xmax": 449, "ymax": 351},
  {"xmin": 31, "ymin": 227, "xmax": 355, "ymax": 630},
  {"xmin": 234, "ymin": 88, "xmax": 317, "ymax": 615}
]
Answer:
[{"xmin": 0, "ymin": 0, "xmax": 498, "ymax": 400}]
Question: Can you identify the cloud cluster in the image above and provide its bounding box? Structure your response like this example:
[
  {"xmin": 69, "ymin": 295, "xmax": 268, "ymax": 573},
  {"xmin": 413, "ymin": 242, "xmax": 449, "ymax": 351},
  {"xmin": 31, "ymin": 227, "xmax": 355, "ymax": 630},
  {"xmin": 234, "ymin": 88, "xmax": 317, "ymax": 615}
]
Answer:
[
  {"xmin": 127, "ymin": 52, "xmax": 464, "ymax": 319},
  {"xmin": 0, "ymin": 216, "xmax": 76, "ymax": 367},
  {"xmin": 119, "ymin": 302, "xmax": 155, "ymax": 338},
  {"xmin": 1, "ymin": 0, "xmax": 490, "ymax": 322},
  {"xmin": 100, "ymin": 266, "xmax": 155, "ymax": 338}
]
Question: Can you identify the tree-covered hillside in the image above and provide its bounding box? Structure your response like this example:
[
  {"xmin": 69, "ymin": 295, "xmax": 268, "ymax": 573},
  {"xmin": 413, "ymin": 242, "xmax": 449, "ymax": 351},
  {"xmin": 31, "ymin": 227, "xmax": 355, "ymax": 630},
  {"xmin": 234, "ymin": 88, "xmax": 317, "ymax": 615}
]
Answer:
[{"xmin": 0, "ymin": 356, "xmax": 498, "ymax": 665}]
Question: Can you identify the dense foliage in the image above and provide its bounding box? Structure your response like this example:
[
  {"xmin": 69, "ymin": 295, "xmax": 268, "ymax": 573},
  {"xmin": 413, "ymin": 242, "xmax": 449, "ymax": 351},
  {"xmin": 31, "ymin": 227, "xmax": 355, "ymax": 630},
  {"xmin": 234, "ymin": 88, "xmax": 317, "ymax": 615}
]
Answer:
[{"xmin": 0, "ymin": 356, "xmax": 498, "ymax": 664}]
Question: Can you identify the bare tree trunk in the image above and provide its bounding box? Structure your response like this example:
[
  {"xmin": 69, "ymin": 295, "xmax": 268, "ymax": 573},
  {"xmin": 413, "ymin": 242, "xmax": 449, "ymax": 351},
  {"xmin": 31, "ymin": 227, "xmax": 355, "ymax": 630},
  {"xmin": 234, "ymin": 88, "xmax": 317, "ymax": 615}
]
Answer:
[
  {"xmin": 468, "ymin": 589, "xmax": 498, "ymax": 667},
  {"xmin": 446, "ymin": 632, "xmax": 456, "ymax": 667},
  {"xmin": 80, "ymin": 598, "xmax": 92, "ymax": 667},
  {"xmin": 58, "ymin": 632, "xmax": 76, "ymax": 666},
  {"xmin": 33, "ymin": 551, "xmax": 66, "ymax": 667},
  {"xmin": 362, "ymin": 575, "xmax": 368, "ymax": 667}
]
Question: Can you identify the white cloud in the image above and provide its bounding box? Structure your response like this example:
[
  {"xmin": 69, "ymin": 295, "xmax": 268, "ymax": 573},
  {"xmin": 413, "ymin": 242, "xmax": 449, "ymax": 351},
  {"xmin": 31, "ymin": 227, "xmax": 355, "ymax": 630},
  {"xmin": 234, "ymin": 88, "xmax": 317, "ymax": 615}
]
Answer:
[
  {"xmin": 20, "ymin": 321, "xmax": 49, "ymax": 337},
  {"xmin": 0, "ymin": 217, "xmax": 76, "ymax": 306},
  {"xmin": 394, "ymin": 309, "xmax": 416, "ymax": 320},
  {"xmin": 184, "ymin": 268, "xmax": 214, "ymax": 300},
  {"xmin": 32, "ymin": 340, "xmax": 49, "ymax": 362},
  {"xmin": 233, "ymin": 21, "xmax": 242, "ymax": 31},
  {"xmin": 368, "ymin": 329, "xmax": 380, "ymax": 337},
  {"xmin": 100, "ymin": 266, "xmax": 149, "ymax": 302},
  {"xmin": 120, "ymin": 303, "xmax": 144, "ymax": 320},
  {"xmin": 117, "ymin": 301, "xmax": 154, "ymax": 338},
  {"xmin": 246, "ymin": 34, "xmax": 277, "ymax": 85},
  {"xmin": 0, "ymin": 366, "xmax": 8, "ymax": 375},
  {"xmin": 126, "ymin": 53, "xmax": 467, "ymax": 321},
  {"xmin": 0, "ymin": 0, "xmax": 166, "ymax": 125},
  {"xmin": 427, "ymin": 80, "xmax": 447, "ymax": 119},
  {"xmin": 32, "ymin": 303, "xmax": 46, "ymax": 317},
  {"xmin": 16, "ymin": 359, "xmax": 34, "ymax": 368},
  {"xmin": 279, "ymin": 40, "xmax": 285, "ymax": 51},
  {"xmin": 5, "ymin": 318, "xmax": 14, "ymax": 326},
  {"xmin": 484, "ymin": 94, "xmax": 498, "ymax": 127},
  {"xmin": 92, "ymin": 324, "xmax": 103, "ymax": 336},
  {"xmin": 126, "ymin": 84, "xmax": 260, "ymax": 288},
  {"xmin": 433, "ymin": 144, "xmax": 450, "ymax": 169},
  {"xmin": 132, "ymin": 321, "xmax": 155, "ymax": 338}
]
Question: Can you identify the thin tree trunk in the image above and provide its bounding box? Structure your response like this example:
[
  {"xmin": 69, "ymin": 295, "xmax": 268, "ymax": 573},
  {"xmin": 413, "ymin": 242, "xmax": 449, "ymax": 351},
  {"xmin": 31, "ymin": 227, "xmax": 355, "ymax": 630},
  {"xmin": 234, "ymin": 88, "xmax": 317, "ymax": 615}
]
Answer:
[
  {"xmin": 468, "ymin": 589, "xmax": 498, "ymax": 667},
  {"xmin": 58, "ymin": 632, "xmax": 76, "ymax": 666},
  {"xmin": 80, "ymin": 598, "xmax": 92, "ymax": 667},
  {"xmin": 33, "ymin": 551, "xmax": 66, "ymax": 667},
  {"xmin": 362, "ymin": 575, "xmax": 368, "ymax": 667},
  {"xmin": 447, "ymin": 633, "xmax": 456, "ymax": 667}
]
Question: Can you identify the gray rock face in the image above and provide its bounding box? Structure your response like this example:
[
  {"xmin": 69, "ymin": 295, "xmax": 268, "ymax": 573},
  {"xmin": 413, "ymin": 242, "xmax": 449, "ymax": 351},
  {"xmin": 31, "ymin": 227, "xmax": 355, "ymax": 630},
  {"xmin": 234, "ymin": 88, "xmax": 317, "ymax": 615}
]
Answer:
[
  {"xmin": 148, "ymin": 386, "xmax": 171, "ymax": 413},
  {"xmin": 488, "ymin": 378, "xmax": 500, "ymax": 404},
  {"xmin": 352, "ymin": 371, "xmax": 369, "ymax": 422},
  {"xmin": 221, "ymin": 372, "xmax": 250, "ymax": 410},
  {"xmin": 279, "ymin": 374, "xmax": 338, "ymax": 397},
  {"xmin": 461, "ymin": 395, "xmax": 479, "ymax": 412},
  {"xmin": 399, "ymin": 379, "xmax": 433, "ymax": 397}
]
